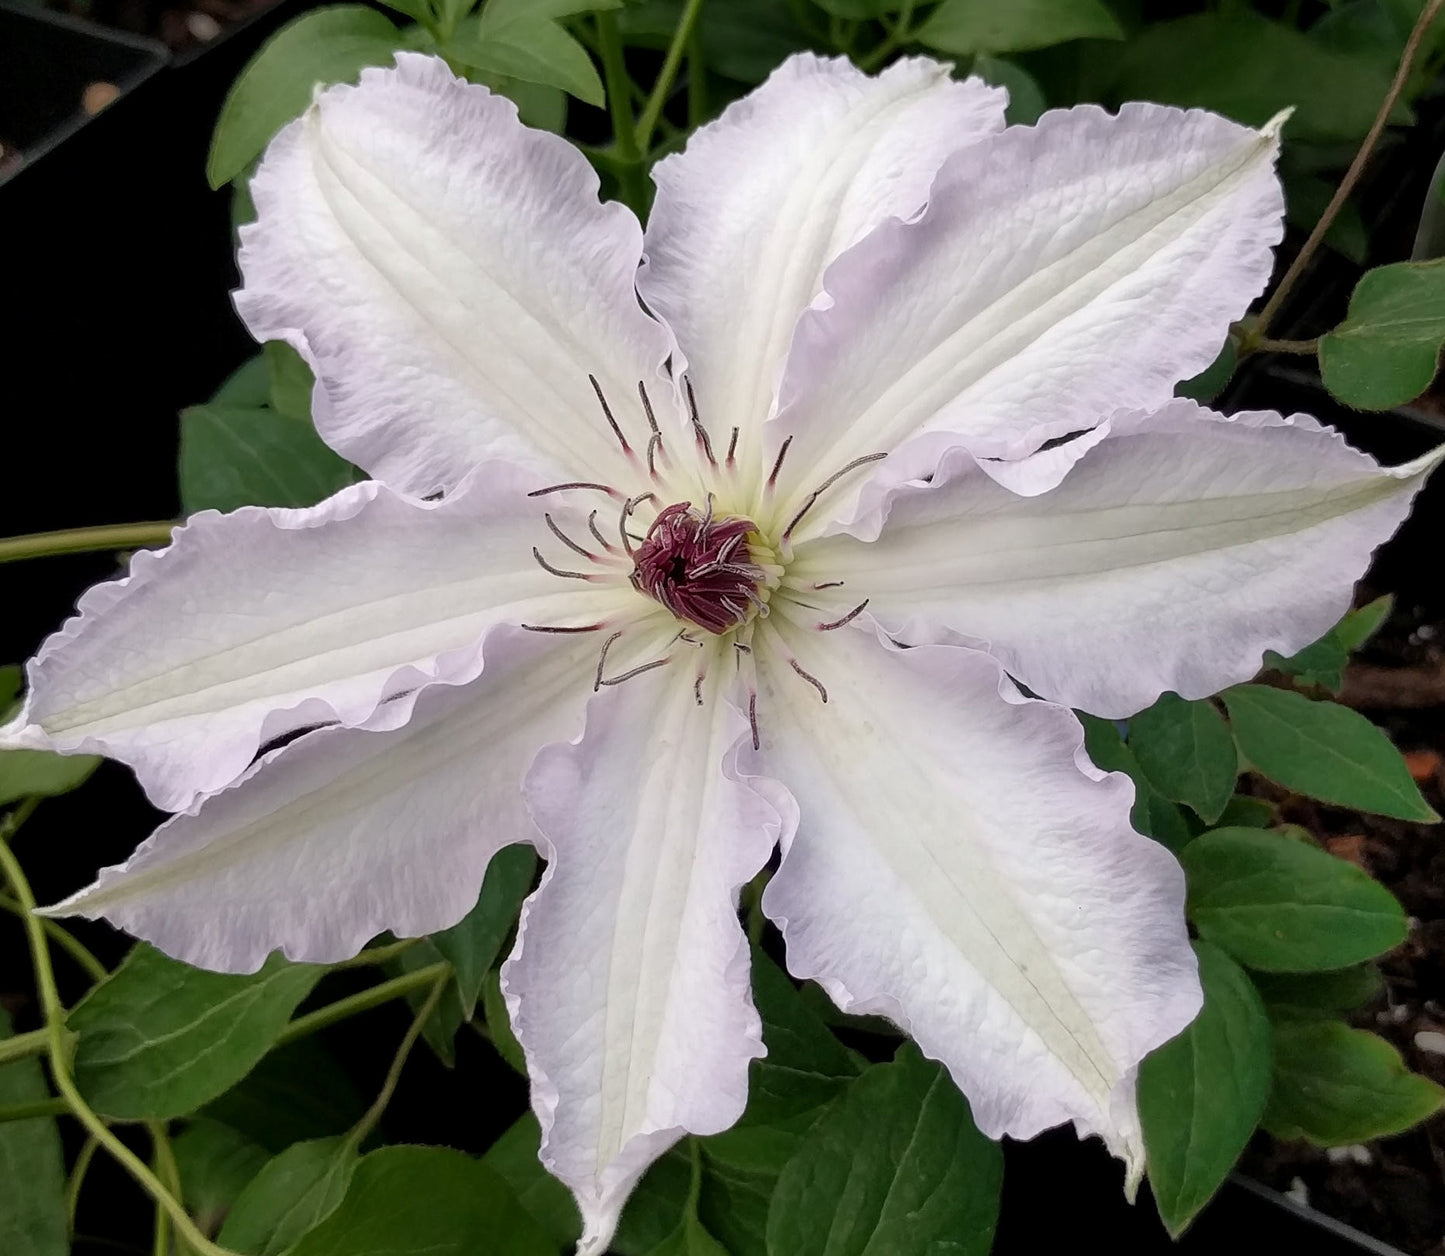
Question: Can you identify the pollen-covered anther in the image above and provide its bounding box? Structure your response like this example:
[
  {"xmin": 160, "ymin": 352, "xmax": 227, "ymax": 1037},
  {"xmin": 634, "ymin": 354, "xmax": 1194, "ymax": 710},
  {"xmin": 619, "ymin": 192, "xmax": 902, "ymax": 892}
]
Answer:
[{"xmin": 630, "ymin": 501, "xmax": 781, "ymax": 635}]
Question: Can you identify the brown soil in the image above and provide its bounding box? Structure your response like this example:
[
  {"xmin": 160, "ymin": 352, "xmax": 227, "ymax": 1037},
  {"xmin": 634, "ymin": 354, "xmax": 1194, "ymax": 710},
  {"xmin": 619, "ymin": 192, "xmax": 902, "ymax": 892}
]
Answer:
[{"xmin": 1241, "ymin": 594, "xmax": 1445, "ymax": 1256}]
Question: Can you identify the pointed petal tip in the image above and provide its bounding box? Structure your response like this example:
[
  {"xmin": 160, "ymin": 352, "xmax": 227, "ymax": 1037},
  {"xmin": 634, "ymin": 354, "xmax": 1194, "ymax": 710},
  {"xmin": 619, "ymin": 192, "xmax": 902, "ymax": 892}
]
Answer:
[{"xmin": 1260, "ymin": 106, "xmax": 1294, "ymax": 140}]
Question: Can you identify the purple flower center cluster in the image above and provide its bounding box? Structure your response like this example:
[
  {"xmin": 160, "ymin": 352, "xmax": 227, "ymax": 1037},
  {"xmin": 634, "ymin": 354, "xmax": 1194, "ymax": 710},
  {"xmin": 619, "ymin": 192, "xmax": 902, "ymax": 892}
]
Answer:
[{"xmin": 630, "ymin": 502, "xmax": 766, "ymax": 635}]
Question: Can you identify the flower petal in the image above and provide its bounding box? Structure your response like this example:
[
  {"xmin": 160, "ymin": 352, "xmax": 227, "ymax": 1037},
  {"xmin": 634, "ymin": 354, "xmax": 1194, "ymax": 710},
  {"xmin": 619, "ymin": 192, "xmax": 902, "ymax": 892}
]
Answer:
[
  {"xmin": 762, "ymin": 102, "xmax": 1285, "ymax": 521},
  {"xmin": 42, "ymin": 625, "xmax": 596, "ymax": 972},
  {"xmin": 795, "ymin": 401, "xmax": 1445, "ymax": 717},
  {"xmin": 749, "ymin": 614, "xmax": 1198, "ymax": 1170},
  {"xmin": 504, "ymin": 654, "xmax": 781, "ymax": 1253},
  {"xmin": 2, "ymin": 463, "xmax": 633, "ymax": 810},
  {"xmin": 237, "ymin": 52, "xmax": 678, "ymax": 495},
  {"xmin": 639, "ymin": 53, "xmax": 1004, "ymax": 481}
]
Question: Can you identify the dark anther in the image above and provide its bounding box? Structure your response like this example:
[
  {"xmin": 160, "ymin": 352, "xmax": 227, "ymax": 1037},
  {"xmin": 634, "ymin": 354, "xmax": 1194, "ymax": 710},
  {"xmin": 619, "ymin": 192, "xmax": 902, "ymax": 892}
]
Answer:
[
  {"xmin": 589, "ymin": 374, "xmax": 631, "ymax": 454},
  {"xmin": 545, "ymin": 513, "xmax": 594, "ymax": 561},
  {"xmin": 528, "ymin": 481, "xmax": 624, "ymax": 499},
  {"xmin": 781, "ymin": 452, "xmax": 887, "ymax": 544},
  {"xmin": 748, "ymin": 692, "xmax": 760, "ymax": 750},
  {"xmin": 521, "ymin": 622, "xmax": 604, "ymax": 633},
  {"xmin": 766, "ymin": 436, "xmax": 793, "ymax": 490},
  {"xmin": 587, "ymin": 510, "xmax": 616, "ymax": 553},
  {"xmin": 818, "ymin": 599, "xmax": 869, "ymax": 631},
  {"xmin": 637, "ymin": 380, "xmax": 661, "ymax": 435},
  {"xmin": 788, "ymin": 658, "xmax": 828, "ymax": 704},
  {"xmin": 726, "ymin": 427, "xmax": 739, "ymax": 467},
  {"xmin": 532, "ymin": 547, "xmax": 592, "ymax": 581},
  {"xmin": 685, "ymin": 377, "xmax": 717, "ymax": 467}
]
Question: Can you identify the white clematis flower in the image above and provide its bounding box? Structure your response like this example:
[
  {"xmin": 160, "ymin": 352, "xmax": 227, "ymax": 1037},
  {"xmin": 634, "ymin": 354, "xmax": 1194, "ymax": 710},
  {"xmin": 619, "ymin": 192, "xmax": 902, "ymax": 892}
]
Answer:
[{"xmin": 5, "ymin": 51, "xmax": 1441, "ymax": 1250}]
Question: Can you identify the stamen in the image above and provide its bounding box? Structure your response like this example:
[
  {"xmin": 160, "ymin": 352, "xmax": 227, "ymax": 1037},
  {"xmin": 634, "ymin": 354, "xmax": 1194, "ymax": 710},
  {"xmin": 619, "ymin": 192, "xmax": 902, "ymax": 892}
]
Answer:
[
  {"xmin": 528, "ymin": 482, "xmax": 624, "ymax": 500},
  {"xmin": 781, "ymin": 452, "xmax": 887, "ymax": 544},
  {"xmin": 817, "ymin": 599, "xmax": 869, "ymax": 631},
  {"xmin": 593, "ymin": 632, "xmax": 623, "ymax": 691},
  {"xmin": 637, "ymin": 380, "xmax": 661, "ymax": 435},
  {"xmin": 532, "ymin": 547, "xmax": 592, "ymax": 581},
  {"xmin": 685, "ymin": 377, "xmax": 717, "ymax": 467},
  {"xmin": 545, "ymin": 513, "xmax": 594, "ymax": 561},
  {"xmin": 589, "ymin": 374, "xmax": 631, "ymax": 454},
  {"xmin": 647, "ymin": 432, "xmax": 663, "ymax": 477},
  {"xmin": 725, "ymin": 427, "xmax": 739, "ymax": 467},
  {"xmin": 788, "ymin": 658, "xmax": 828, "ymax": 704},
  {"xmin": 694, "ymin": 675, "xmax": 705, "ymax": 705},
  {"xmin": 521, "ymin": 622, "xmax": 604, "ymax": 633},
  {"xmin": 600, "ymin": 657, "xmax": 672, "ymax": 687},
  {"xmin": 587, "ymin": 510, "xmax": 618, "ymax": 553},
  {"xmin": 812, "ymin": 580, "xmax": 845, "ymax": 590},
  {"xmin": 766, "ymin": 436, "xmax": 793, "ymax": 491},
  {"xmin": 619, "ymin": 492, "xmax": 656, "ymax": 556},
  {"xmin": 748, "ymin": 692, "xmax": 760, "ymax": 750}
]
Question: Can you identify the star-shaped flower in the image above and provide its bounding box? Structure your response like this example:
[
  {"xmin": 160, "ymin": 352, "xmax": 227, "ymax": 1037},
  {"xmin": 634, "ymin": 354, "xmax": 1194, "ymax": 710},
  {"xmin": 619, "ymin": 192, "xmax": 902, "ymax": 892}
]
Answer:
[{"xmin": 5, "ymin": 51, "xmax": 1439, "ymax": 1250}]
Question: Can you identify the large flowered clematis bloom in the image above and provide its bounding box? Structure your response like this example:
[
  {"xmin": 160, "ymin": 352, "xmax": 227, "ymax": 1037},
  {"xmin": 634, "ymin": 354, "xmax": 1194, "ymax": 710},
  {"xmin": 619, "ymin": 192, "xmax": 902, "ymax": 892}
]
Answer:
[{"xmin": 6, "ymin": 51, "xmax": 1442, "ymax": 1249}]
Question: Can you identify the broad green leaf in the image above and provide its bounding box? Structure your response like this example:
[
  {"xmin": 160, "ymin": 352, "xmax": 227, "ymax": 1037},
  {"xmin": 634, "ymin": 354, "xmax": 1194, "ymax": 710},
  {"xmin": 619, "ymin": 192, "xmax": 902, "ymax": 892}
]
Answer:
[
  {"xmin": 1336, "ymin": 594, "xmax": 1394, "ymax": 652},
  {"xmin": 447, "ymin": 13, "xmax": 604, "ymax": 105},
  {"xmin": 1107, "ymin": 11, "xmax": 1402, "ymax": 143},
  {"xmin": 766, "ymin": 1044, "xmax": 1001, "ymax": 1256},
  {"xmin": 0, "ymin": 665, "xmax": 20, "ymax": 709},
  {"xmin": 1284, "ymin": 172, "xmax": 1368, "ymax": 265},
  {"xmin": 219, "ymin": 1136, "xmax": 359, "ymax": 1256},
  {"xmin": 916, "ymin": 0, "xmax": 1122, "ymax": 55},
  {"xmin": 1320, "ymin": 259, "xmax": 1445, "ymax": 408},
  {"xmin": 1182, "ymin": 827, "xmax": 1406, "ymax": 972},
  {"xmin": 0, "ymin": 1009, "xmax": 66, "ymax": 1256},
  {"xmin": 1078, "ymin": 713, "xmax": 1194, "ymax": 850},
  {"xmin": 695, "ymin": 0, "xmax": 811, "ymax": 84},
  {"xmin": 1223, "ymin": 685, "xmax": 1436, "ymax": 822},
  {"xmin": 1251, "ymin": 965, "xmax": 1383, "ymax": 1017},
  {"xmin": 483, "ymin": 968, "xmax": 527, "ymax": 1074},
  {"xmin": 1139, "ymin": 941, "xmax": 1272, "ymax": 1237},
  {"xmin": 811, "ymin": 0, "xmax": 903, "ymax": 17},
  {"xmin": 483, "ymin": 0, "xmax": 621, "ymax": 24},
  {"xmin": 1215, "ymin": 795, "xmax": 1274, "ymax": 829},
  {"xmin": 69, "ymin": 946, "xmax": 323, "ymax": 1120},
  {"xmin": 0, "ymin": 747, "xmax": 100, "ymax": 806},
  {"xmin": 264, "ymin": 341, "xmax": 313, "ymax": 421},
  {"xmin": 286, "ymin": 1145, "xmax": 555, "ymax": 1256},
  {"xmin": 615, "ymin": 1153, "xmax": 693, "ymax": 1255},
  {"xmin": 212, "ymin": 353, "xmax": 271, "ymax": 406},
  {"xmin": 172, "ymin": 1118, "xmax": 270, "ymax": 1234},
  {"xmin": 430, "ymin": 844, "xmax": 535, "ymax": 1017},
  {"xmin": 1264, "ymin": 1020, "xmax": 1444, "ymax": 1144},
  {"xmin": 179, "ymin": 402, "xmax": 355, "ymax": 514},
  {"xmin": 201, "ymin": 1037, "xmax": 366, "ymax": 1152},
  {"xmin": 483, "ymin": 1115, "xmax": 581, "ymax": 1248},
  {"xmin": 644, "ymin": 1213, "xmax": 731, "ymax": 1256},
  {"xmin": 970, "ymin": 54, "xmax": 1046, "ymax": 125},
  {"xmin": 1128, "ymin": 693, "xmax": 1238, "ymax": 823},
  {"xmin": 1175, "ymin": 338, "xmax": 1237, "ymax": 403},
  {"xmin": 376, "ymin": 0, "xmax": 434, "ymax": 26},
  {"xmin": 207, "ymin": 7, "xmax": 403, "ymax": 188}
]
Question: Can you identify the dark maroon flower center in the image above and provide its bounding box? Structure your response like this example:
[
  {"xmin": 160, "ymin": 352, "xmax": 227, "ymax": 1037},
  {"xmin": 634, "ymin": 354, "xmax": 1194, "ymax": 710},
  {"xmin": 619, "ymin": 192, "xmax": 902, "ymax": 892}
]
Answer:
[{"xmin": 631, "ymin": 502, "xmax": 767, "ymax": 635}]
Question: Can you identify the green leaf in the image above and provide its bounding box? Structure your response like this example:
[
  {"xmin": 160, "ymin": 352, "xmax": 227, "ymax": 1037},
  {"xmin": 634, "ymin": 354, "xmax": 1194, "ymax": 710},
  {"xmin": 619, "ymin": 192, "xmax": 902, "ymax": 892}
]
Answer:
[
  {"xmin": 766, "ymin": 1043, "xmax": 1001, "ymax": 1256},
  {"xmin": 1181, "ymin": 827, "xmax": 1406, "ymax": 972},
  {"xmin": 483, "ymin": 968, "xmax": 528, "ymax": 1074},
  {"xmin": 69, "ymin": 945, "xmax": 323, "ymax": 1120},
  {"xmin": 1223, "ymin": 685, "xmax": 1436, "ymax": 822},
  {"xmin": 1264, "ymin": 1020, "xmax": 1445, "ymax": 1144},
  {"xmin": 1320, "ymin": 259, "xmax": 1445, "ymax": 408},
  {"xmin": 213, "ymin": 354, "xmax": 272, "ymax": 407},
  {"xmin": 483, "ymin": 1115, "xmax": 581, "ymax": 1248},
  {"xmin": 1078, "ymin": 713, "xmax": 1194, "ymax": 851},
  {"xmin": 0, "ymin": 665, "xmax": 20, "ymax": 709},
  {"xmin": 386, "ymin": 941, "xmax": 467, "ymax": 1066},
  {"xmin": 1106, "ymin": 11, "xmax": 1401, "ymax": 143},
  {"xmin": 1215, "ymin": 795, "xmax": 1275, "ymax": 829},
  {"xmin": 208, "ymin": 7, "xmax": 403, "ymax": 188},
  {"xmin": 0, "ymin": 747, "xmax": 100, "ymax": 806},
  {"xmin": 201, "ymin": 1037, "xmax": 366, "ymax": 1152},
  {"xmin": 1251, "ymin": 965, "xmax": 1383, "ymax": 1017},
  {"xmin": 179, "ymin": 402, "xmax": 356, "ymax": 514},
  {"xmin": 1175, "ymin": 337, "xmax": 1237, "ymax": 403},
  {"xmin": 447, "ymin": 9, "xmax": 605, "ymax": 106},
  {"xmin": 970, "ymin": 54, "xmax": 1046, "ymax": 125},
  {"xmin": 644, "ymin": 1213, "xmax": 731, "ymax": 1256},
  {"xmin": 286, "ymin": 1145, "xmax": 556, "ymax": 1256},
  {"xmin": 1284, "ymin": 172, "xmax": 1368, "ymax": 265},
  {"xmin": 1265, "ymin": 596, "xmax": 1393, "ymax": 693},
  {"xmin": 916, "ymin": 0, "xmax": 1122, "ymax": 55},
  {"xmin": 219, "ymin": 1136, "xmax": 360, "ymax": 1256},
  {"xmin": 430, "ymin": 844, "xmax": 535, "ymax": 1017},
  {"xmin": 172, "ymin": 1118, "xmax": 271, "ymax": 1234},
  {"xmin": 1128, "ymin": 693, "xmax": 1238, "ymax": 824},
  {"xmin": 264, "ymin": 341, "xmax": 313, "ymax": 421},
  {"xmin": 1139, "ymin": 941, "xmax": 1272, "ymax": 1237},
  {"xmin": 694, "ymin": 0, "xmax": 811, "ymax": 84},
  {"xmin": 0, "ymin": 1009, "xmax": 66, "ymax": 1256}
]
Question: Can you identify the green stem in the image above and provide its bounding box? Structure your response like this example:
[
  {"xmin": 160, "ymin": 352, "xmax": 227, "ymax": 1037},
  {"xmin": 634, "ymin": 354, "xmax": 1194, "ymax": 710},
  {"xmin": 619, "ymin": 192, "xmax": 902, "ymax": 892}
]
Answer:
[
  {"xmin": 0, "ymin": 894, "xmax": 108, "ymax": 982},
  {"xmin": 0, "ymin": 1095, "xmax": 69, "ymax": 1122},
  {"xmin": 344, "ymin": 969, "xmax": 449, "ymax": 1151},
  {"xmin": 0, "ymin": 837, "xmax": 242, "ymax": 1256},
  {"xmin": 66, "ymin": 1136, "xmax": 99, "ymax": 1230},
  {"xmin": 686, "ymin": 17, "xmax": 707, "ymax": 129},
  {"xmin": 329, "ymin": 937, "xmax": 421, "ymax": 970},
  {"xmin": 1249, "ymin": 0, "xmax": 1445, "ymax": 344},
  {"xmin": 0, "ymin": 797, "xmax": 42, "ymax": 842},
  {"xmin": 1252, "ymin": 336, "xmax": 1320, "ymax": 356},
  {"xmin": 637, "ymin": 0, "xmax": 705, "ymax": 152},
  {"xmin": 0, "ymin": 522, "xmax": 175, "ymax": 565},
  {"xmin": 858, "ymin": 0, "xmax": 915, "ymax": 71},
  {"xmin": 0, "ymin": 1028, "xmax": 49, "ymax": 1066},
  {"xmin": 150, "ymin": 1122, "xmax": 183, "ymax": 1256},
  {"xmin": 274, "ymin": 963, "xmax": 450, "ymax": 1048},
  {"xmin": 596, "ymin": 13, "xmax": 649, "ymax": 217}
]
